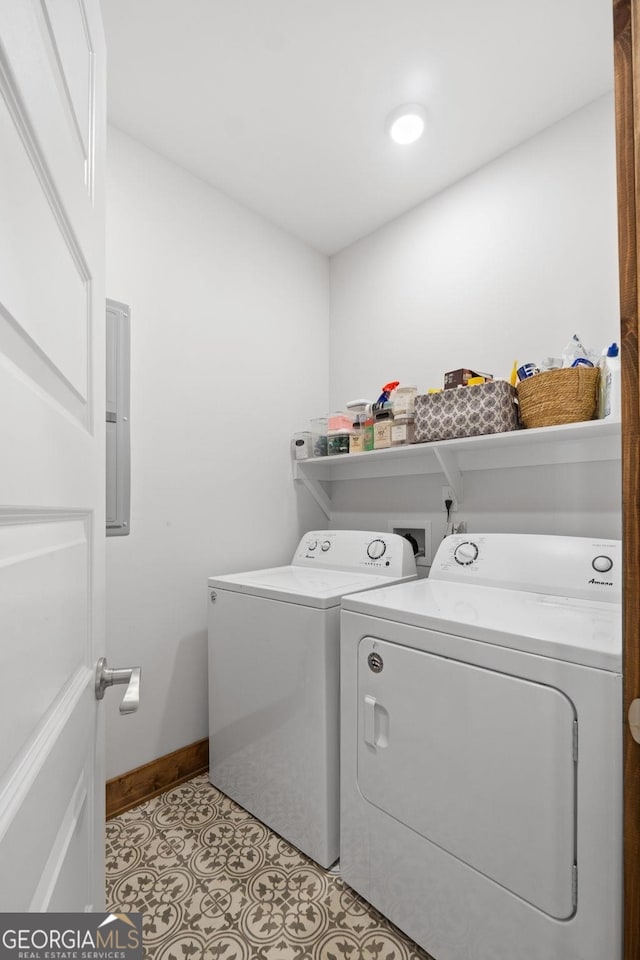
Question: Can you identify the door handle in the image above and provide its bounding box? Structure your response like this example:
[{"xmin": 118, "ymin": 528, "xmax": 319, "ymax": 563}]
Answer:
[
  {"xmin": 630, "ymin": 699, "xmax": 640, "ymax": 744},
  {"xmin": 363, "ymin": 694, "xmax": 389, "ymax": 749},
  {"xmin": 95, "ymin": 657, "xmax": 141, "ymax": 714},
  {"xmin": 364, "ymin": 694, "xmax": 377, "ymax": 746}
]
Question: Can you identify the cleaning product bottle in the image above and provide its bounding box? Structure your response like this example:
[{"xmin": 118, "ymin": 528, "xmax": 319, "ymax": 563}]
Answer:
[
  {"xmin": 376, "ymin": 381, "xmax": 399, "ymax": 405},
  {"xmin": 598, "ymin": 342, "xmax": 621, "ymax": 420}
]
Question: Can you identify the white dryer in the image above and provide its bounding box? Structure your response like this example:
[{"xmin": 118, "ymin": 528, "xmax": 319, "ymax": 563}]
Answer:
[
  {"xmin": 340, "ymin": 533, "xmax": 622, "ymax": 960},
  {"xmin": 208, "ymin": 529, "xmax": 416, "ymax": 868}
]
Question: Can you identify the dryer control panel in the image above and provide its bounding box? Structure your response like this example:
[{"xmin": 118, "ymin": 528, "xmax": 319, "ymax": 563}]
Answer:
[
  {"xmin": 431, "ymin": 533, "xmax": 621, "ymax": 603},
  {"xmin": 293, "ymin": 530, "xmax": 416, "ymax": 579}
]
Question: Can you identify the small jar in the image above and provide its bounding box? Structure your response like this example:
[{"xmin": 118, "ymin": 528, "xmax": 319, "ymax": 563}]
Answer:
[
  {"xmin": 292, "ymin": 431, "xmax": 313, "ymax": 459},
  {"xmin": 327, "ymin": 429, "xmax": 351, "ymax": 456},
  {"xmin": 373, "ymin": 410, "xmax": 393, "ymax": 449},
  {"xmin": 361, "ymin": 417, "xmax": 374, "ymax": 451},
  {"xmin": 391, "ymin": 415, "xmax": 415, "ymax": 446},
  {"xmin": 349, "ymin": 424, "xmax": 364, "ymax": 453},
  {"xmin": 393, "ymin": 386, "xmax": 417, "ymax": 416}
]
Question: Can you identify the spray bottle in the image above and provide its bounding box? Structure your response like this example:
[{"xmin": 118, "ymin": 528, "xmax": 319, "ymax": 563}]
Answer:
[{"xmin": 376, "ymin": 381, "xmax": 400, "ymax": 405}]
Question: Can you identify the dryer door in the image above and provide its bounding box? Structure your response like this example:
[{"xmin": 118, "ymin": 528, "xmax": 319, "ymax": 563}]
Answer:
[{"xmin": 357, "ymin": 635, "xmax": 577, "ymax": 919}]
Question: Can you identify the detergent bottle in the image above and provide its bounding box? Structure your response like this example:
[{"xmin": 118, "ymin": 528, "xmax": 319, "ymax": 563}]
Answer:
[{"xmin": 598, "ymin": 343, "xmax": 621, "ymax": 420}]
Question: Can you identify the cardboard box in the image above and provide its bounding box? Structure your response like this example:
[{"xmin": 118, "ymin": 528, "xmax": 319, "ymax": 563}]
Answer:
[
  {"xmin": 444, "ymin": 368, "xmax": 493, "ymax": 389},
  {"xmin": 415, "ymin": 381, "xmax": 519, "ymax": 443}
]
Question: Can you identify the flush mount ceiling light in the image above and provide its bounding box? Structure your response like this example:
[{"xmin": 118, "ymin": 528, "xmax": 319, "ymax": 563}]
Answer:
[{"xmin": 387, "ymin": 103, "xmax": 426, "ymax": 145}]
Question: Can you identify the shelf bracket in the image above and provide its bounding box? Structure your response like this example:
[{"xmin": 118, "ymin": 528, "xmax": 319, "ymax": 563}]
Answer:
[
  {"xmin": 294, "ymin": 466, "xmax": 331, "ymax": 519},
  {"xmin": 434, "ymin": 448, "xmax": 463, "ymax": 502}
]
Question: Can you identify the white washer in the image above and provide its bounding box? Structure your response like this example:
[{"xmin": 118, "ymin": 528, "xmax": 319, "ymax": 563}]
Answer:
[
  {"xmin": 340, "ymin": 533, "xmax": 622, "ymax": 960},
  {"xmin": 208, "ymin": 529, "xmax": 416, "ymax": 867}
]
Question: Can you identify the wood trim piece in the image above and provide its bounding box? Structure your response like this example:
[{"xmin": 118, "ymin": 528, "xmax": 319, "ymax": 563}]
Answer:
[
  {"xmin": 613, "ymin": 0, "xmax": 640, "ymax": 956},
  {"xmin": 105, "ymin": 738, "xmax": 209, "ymax": 820}
]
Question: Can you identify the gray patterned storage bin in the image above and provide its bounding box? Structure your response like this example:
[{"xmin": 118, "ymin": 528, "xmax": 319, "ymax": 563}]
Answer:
[{"xmin": 414, "ymin": 381, "xmax": 520, "ymax": 443}]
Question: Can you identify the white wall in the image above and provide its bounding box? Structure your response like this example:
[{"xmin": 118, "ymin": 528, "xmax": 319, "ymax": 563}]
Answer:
[
  {"xmin": 329, "ymin": 458, "xmax": 621, "ymax": 570},
  {"xmin": 328, "ymin": 94, "xmax": 621, "ymax": 543},
  {"xmin": 330, "ymin": 94, "xmax": 619, "ymax": 405},
  {"xmin": 105, "ymin": 93, "xmax": 621, "ymax": 777},
  {"xmin": 105, "ymin": 126, "xmax": 329, "ymax": 778}
]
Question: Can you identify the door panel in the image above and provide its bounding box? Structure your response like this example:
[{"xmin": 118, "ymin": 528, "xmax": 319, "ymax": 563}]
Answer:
[
  {"xmin": 0, "ymin": 87, "xmax": 88, "ymax": 396},
  {"xmin": 0, "ymin": 681, "xmax": 94, "ymax": 910},
  {"xmin": 357, "ymin": 636, "xmax": 576, "ymax": 920},
  {"xmin": 40, "ymin": 0, "xmax": 94, "ymax": 178},
  {"xmin": 0, "ymin": 517, "xmax": 89, "ymax": 774},
  {"xmin": 0, "ymin": 0, "xmax": 105, "ymax": 912}
]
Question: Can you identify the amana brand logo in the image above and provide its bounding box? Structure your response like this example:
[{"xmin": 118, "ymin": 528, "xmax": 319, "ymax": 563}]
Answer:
[
  {"xmin": 588, "ymin": 578, "xmax": 614, "ymax": 587},
  {"xmin": 0, "ymin": 913, "xmax": 142, "ymax": 960}
]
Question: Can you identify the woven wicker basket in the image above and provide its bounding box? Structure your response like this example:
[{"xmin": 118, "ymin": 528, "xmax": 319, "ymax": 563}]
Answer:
[{"xmin": 516, "ymin": 366, "xmax": 600, "ymax": 428}]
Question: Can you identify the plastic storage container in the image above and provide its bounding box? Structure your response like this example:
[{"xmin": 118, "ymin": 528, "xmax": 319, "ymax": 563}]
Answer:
[
  {"xmin": 327, "ymin": 429, "xmax": 351, "ymax": 456},
  {"xmin": 349, "ymin": 413, "xmax": 374, "ymax": 452},
  {"xmin": 310, "ymin": 417, "xmax": 328, "ymax": 457},
  {"xmin": 328, "ymin": 412, "xmax": 353, "ymax": 432}
]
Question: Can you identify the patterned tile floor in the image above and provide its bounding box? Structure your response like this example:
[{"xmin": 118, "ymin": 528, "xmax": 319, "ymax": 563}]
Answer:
[{"xmin": 106, "ymin": 773, "xmax": 433, "ymax": 960}]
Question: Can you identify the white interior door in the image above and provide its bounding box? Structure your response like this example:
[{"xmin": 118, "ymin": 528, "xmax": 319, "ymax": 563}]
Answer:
[{"xmin": 0, "ymin": 0, "xmax": 106, "ymax": 910}]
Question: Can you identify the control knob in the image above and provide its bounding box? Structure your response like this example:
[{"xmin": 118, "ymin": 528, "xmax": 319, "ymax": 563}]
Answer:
[
  {"xmin": 592, "ymin": 555, "xmax": 613, "ymax": 573},
  {"xmin": 307, "ymin": 540, "xmax": 318, "ymax": 551},
  {"xmin": 321, "ymin": 540, "xmax": 331, "ymax": 552},
  {"xmin": 367, "ymin": 538, "xmax": 387, "ymax": 560},
  {"xmin": 454, "ymin": 541, "xmax": 479, "ymax": 565}
]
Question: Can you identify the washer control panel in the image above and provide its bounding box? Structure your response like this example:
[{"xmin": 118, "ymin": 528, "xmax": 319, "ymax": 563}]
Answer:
[
  {"xmin": 430, "ymin": 533, "xmax": 621, "ymax": 603},
  {"xmin": 367, "ymin": 538, "xmax": 386, "ymax": 560},
  {"xmin": 306, "ymin": 537, "xmax": 334, "ymax": 553},
  {"xmin": 293, "ymin": 530, "xmax": 416, "ymax": 578},
  {"xmin": 592, "ymin": 554, "xmax": 613, "ymax": 573},
  {"xmin": 454, "ymin": 541, "xmax": 479, "ymax": 566}
]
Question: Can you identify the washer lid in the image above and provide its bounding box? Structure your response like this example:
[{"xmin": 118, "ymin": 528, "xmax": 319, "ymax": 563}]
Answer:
[
  {"xmin": 208, "ymin": 565, "xmax": 401, "ymax": 608},
  {"xmin": 342, "ymin": 578, "xmax": 621, "ymax": 671}
]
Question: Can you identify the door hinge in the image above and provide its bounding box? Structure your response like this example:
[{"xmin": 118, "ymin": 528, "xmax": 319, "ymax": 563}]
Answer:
[
  {"xmin": 572, "ymin": 720, "xmax": 578, "ymax": 762},
  {"xmin": 572, "ymin": 864, "xmax": 578, "ymax": 907}
]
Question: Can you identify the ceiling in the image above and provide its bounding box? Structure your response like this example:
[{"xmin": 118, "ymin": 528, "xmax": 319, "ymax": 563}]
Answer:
[{"xmin": 102, "ymin": 0, "xmax": 614, "ymax": 255}]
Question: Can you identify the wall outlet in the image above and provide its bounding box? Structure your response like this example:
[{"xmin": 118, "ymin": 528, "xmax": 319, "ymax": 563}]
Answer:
[{"xmin": 442, "ymin": 486, "xmax": 458, "ymax": 512}]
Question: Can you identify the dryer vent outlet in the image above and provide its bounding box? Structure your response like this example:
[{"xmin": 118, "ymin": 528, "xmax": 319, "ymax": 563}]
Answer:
[{"xmin": 392, "ymin": 524, "xmax": 432, "ymax": 568}]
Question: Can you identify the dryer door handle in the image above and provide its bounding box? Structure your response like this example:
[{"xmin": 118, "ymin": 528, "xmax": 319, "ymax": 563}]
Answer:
[
  {"xmin": 363, "ymin": 695, "xmax": 389, "ymax": 749},
  {"xmin": 364, "ymin": 695, "xmax": 377, "ymax": 747}
]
